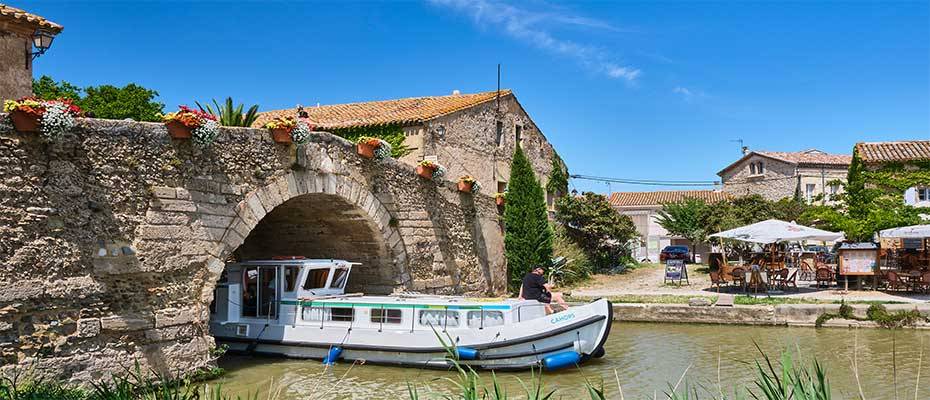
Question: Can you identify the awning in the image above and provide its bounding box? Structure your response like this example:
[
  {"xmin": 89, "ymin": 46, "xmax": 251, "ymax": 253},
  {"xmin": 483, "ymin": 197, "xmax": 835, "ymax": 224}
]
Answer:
[
  {"xmin": 709, "ymin": 219, "xmax": 843, "ymax": 244},
  {"xmin": 879, "ymin": 224, "xmax": 930, "ymax": 238}
]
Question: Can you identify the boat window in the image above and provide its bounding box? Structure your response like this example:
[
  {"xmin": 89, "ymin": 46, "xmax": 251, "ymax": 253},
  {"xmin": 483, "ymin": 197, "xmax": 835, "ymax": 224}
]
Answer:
[
  {"xmin": 371, "ymin": 308, "xmax": 403, "ymax": 324},
  {"xmin": 331, "ymin": 268, "xmax": 350, "ymax": 289},
  {"xmin": 418, "ymin": 310, "xmax": 460, "ymax": 327},
  {"xmin": 241, "ymin": 267, "xmax": 259, "ymax": 317},
  {"xmin": 283, "ymin": 266, "xmax": 300, "ymax": 292},
  {"xmin": 466, "ymin": 311, "xmax": 505, "ymax": 328},
  {"xmin": 330, "ymin": 307, "xmax": 354, "ymax": 322},
  {"xmin": 301, "ymin": 306, "xmax": 354, "ymax": 322},
  {"xmin": 303, "ymin": 268, "xmax": 330, "ymax": 290},
  {"xmin": 257, "ymin": 267, "xmax": 278, "ymax": 318}
]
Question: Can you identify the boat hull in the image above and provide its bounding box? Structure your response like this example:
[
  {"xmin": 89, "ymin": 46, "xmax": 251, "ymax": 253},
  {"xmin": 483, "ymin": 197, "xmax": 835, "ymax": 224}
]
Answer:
[{"xmin": 212, "ymin": 299, "xmax": 613, "ymax": 370}]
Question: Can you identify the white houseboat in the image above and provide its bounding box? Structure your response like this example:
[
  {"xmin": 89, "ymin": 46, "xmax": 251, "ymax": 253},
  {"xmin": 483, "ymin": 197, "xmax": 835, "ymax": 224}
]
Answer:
[{"xmin": 210, "ymin": 258, "xmax": 612, "ymax": 370}]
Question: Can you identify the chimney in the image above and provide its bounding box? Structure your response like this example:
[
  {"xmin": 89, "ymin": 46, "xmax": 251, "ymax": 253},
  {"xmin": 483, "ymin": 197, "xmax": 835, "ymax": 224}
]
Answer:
[
  {"xmin": 452, "ymin": 89, "xmax": 461, "ymax": 95},
  {"xmin": 741, "ymin": 146, "xmax": 749, "ymax": 155}
]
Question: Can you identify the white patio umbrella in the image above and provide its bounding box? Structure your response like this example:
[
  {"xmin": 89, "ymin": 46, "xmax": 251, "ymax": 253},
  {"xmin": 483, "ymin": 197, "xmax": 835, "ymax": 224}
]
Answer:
[
  {"xmin": 709, "ymin": 219, "xmax": 843, "ymax": 244},
  {"xmin": 879, "ymin": 224, "xmax": 930, "ymax": 238}
]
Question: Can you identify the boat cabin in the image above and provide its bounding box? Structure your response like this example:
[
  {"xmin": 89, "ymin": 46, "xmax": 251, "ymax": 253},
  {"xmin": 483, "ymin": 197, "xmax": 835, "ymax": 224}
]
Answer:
[{"xmin": 211, "ymin": 259, "xmax": 549, "ymax": 332}]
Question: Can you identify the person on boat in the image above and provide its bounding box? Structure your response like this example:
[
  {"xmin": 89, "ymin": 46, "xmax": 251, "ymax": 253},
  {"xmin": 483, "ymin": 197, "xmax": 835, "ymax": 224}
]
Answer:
[{"xmin": 519, "ymin": 266, "xmax": 568, "ymax": 314}]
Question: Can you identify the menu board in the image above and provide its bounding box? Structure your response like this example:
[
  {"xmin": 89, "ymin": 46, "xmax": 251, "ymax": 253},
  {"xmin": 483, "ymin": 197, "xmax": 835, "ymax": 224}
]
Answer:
[
  {"xmin": 664, "ymin": 259, "xmax": 689, "ymax": 285},
  {"xmin": 839, "ymin": 249, "xmax": 878, "ymax": 275}
]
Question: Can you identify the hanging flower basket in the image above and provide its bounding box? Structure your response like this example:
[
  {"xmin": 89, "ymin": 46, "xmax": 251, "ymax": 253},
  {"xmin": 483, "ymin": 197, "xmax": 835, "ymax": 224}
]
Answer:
[
  {"xmin": 4, "ymin": 97, "xmax": 81, "ymax": 139},
  {"xmin": 416, "ymin": 160, "xmax": 445, "ymax": 181},
  {"xmin": 494, "ymin": 192, "xmax": 506, "ymax": 206},
  {"xmin": 160, "ymin": 106, "xmax": 218, "ymax": 146},
  {"xmin": 166, "ymin": 120, "xmax": 192, "ymax": 139},
  {"xmin": 356, "ymin": 136, "xmax": 393, "ymax": 160},
  {"xmin": 458, "ymin": 176, "xmax": 481, "ymax": 194}
]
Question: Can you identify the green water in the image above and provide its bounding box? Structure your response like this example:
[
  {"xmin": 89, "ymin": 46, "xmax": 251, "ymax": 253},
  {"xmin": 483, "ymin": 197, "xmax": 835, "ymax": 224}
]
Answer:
[{"xmin": 210, "ymin": 322, "xmax": 929, "ymax": 399}]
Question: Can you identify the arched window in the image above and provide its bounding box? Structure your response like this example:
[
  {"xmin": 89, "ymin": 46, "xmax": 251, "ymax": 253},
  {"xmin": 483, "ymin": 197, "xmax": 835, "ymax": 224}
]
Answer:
[{"xmin": 758, "ymin": 161, "xmax": 764, "ymax": 174}]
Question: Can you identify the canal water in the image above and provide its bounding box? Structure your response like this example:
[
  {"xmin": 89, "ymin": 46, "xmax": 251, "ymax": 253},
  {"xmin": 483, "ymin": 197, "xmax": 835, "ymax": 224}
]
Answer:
[{"xmin": 211, "ymin": 322, "xmax": 929, "ymax": 399}]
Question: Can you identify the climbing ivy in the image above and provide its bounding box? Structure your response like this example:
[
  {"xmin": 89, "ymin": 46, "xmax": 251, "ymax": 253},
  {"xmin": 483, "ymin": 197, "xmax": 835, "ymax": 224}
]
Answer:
[
  {"xmin": 328, "ymin": 124, "xmax": 411, "ymax": 158},
  {"xmin": 546, "ymin": 154, "xmax": 569, "ymax": 196}
]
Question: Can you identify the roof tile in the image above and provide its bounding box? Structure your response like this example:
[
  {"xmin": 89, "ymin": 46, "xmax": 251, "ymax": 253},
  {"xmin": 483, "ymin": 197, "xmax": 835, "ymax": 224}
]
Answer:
[
  {"xmin": 855, "ymin": 141, "xmax": 930, "ymax": 164},
  {"xmin": 0, "ymin": 4, "xmax": 63, "ymax": 32},
  {"xmin": 609, "ymin": 190, "xmax": 730, "ymax": 207},
  {"xmin": 252, "ymin": 90, "xmax": 511, "ymax": 130}
]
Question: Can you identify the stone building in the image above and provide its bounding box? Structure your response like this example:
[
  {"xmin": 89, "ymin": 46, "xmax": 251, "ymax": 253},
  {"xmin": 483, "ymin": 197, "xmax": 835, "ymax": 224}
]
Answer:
[
  {"xmin": 717, "ymin": 148, "xmax": 851, "ymax": 203},
  {"xmin": 0, "ymin": 4, "xmax": 62, "ymax": 100},
  {"xmin": 254, "ymin": 89, "xmax": 564, "ymax": 207},
  {"xmin": 855, "ymin": 140, "xmax": 930, "ymax": 206},
  {"xmin": 609, "ymin": 190, "xmax": 730, "ymax": 263}
]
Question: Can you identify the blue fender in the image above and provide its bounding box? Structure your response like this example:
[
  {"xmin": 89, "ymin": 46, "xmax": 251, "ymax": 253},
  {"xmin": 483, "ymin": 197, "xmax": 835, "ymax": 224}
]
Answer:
[
  {"xmin": 456, "ymin": 347, "xmax": 480, "ymax": 360},
  {"xmin": 542, "ymin": 351, "xmax": 580, "ymax": 371},
  {"xmin": 323, "ymin": 346, "xmax": 343, "ymax": 365}
]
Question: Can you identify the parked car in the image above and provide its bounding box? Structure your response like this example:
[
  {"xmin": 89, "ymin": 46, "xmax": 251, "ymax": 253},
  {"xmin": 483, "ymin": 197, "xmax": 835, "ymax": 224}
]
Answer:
[{"xmin": 660, "ymin": 245, "xmax": 691, "ymax": 262}]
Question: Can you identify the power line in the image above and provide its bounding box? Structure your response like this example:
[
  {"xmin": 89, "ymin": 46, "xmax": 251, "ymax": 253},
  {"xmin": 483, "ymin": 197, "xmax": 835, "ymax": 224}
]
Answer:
[{"xmin": 570, "ymin": 174, "xmax": 720, "ymax": 187}]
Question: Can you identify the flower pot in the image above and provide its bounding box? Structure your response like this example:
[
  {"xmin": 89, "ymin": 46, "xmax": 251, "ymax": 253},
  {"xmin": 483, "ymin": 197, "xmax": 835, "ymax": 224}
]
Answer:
[
  {"xmin": 458, "ymin": 181, "xmax": 474, "ymax": 193},
  {"xmin": 166, "ymin": 120, "xmax": 192, "ymax": 139},
  {"xmin": 10, "ymin": 110, "xmax": 40, "ymax": 133},
  {"xmin": 416, "ymin": 165, "xmax": 435, "ymax": 179},
  {"xmin": 357, "ymin": 142, "xmax": 376, "ymax": 159},
  {"xmin": 495, "ymin": 196, "xmax": 505, "ymax": 206},
  {"xmin": 271, "ymin": 127, "xmax": 293, "ymax": 144}
]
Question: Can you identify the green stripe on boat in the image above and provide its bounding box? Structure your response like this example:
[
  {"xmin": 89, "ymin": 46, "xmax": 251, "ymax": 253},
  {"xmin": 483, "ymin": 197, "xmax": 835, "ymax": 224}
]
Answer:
[{"xmin": 279, "ymin": 300, "xmax": 511, "ymax": 310}]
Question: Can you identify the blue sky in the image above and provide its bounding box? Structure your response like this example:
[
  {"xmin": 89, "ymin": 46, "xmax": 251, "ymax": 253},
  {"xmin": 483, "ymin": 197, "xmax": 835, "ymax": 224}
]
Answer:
[{"xmin": 18, "ymin": 0, "xmax": 929, "ymax": 194}]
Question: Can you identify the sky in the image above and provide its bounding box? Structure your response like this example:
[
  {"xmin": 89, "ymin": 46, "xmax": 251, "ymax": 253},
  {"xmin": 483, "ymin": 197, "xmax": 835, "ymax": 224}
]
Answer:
[{"xmin": 17, "ymin": 0, "xmax": 930, "ymax": 194}]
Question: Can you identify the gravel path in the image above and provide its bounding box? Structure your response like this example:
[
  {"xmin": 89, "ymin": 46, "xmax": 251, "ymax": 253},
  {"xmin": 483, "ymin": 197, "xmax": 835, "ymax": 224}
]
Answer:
[{"xmin": 570, "ymin": 263, "xmax": 930, "ymax": 304}]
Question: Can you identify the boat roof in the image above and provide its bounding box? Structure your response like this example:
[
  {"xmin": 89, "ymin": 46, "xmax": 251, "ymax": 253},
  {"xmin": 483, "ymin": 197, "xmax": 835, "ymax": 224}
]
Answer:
[
  {"xmin": 232, "ymin": 259, "xmax": 356, "ymax": 267},
  {"xmin": 300, "ymin": 295, "xmax": 539, "ymax": 310}
]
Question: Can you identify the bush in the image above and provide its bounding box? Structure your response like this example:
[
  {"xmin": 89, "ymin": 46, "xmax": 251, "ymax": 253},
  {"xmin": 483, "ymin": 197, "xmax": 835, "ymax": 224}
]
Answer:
[{"xmin": 550, "ymin": 223, "xmax": 593, "ymax": 286}]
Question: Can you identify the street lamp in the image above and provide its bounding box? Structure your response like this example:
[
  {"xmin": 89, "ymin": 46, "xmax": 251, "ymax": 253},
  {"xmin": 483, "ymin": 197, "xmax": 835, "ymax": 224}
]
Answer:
[{"xmin": 31, "ymin": 28, "xmax": 56, "ymax": 59}]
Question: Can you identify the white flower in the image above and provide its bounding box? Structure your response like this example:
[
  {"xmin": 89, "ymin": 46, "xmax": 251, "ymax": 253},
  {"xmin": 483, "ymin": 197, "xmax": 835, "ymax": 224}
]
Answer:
[
  {"xmin": 192, "ymin": 119, "xmax": 219, "ymax": 147},
  {"xmin": 373, "ymin": 139, "xmax": 392, "ymax": 160},
  {"xmin": 431, "ymin": 164, "xmax": 446, "ymax": 182},
  {"xmin": 292, "ymin": 121, "xmax": 312, "ymax": 144},
  {"xmin": 39, "ymin": 103, "xmax": 75, "ymax": 140}
]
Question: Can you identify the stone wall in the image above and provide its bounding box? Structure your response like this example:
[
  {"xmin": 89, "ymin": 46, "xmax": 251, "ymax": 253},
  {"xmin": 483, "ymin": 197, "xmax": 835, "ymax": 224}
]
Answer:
[
  {"xmin": 0, "ymin": 31, "xmax": 31, "ymax": 101},
  {"xmin": 0, "ymin": 117, "xmax": 505, "ymax": 383},
  {"xmin": 720, "ymin": 155, "xmax": 798, "ymax": 200},
  {"xmin": 402, "ymin": 94, "xmax": 559, "ymax": 195}
]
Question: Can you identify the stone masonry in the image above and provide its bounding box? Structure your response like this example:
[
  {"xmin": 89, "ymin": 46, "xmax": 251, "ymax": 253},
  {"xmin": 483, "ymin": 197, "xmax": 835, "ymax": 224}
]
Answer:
[{"xmin": 0, "ymin": 117, "xmax": 505, "ymax": 383}]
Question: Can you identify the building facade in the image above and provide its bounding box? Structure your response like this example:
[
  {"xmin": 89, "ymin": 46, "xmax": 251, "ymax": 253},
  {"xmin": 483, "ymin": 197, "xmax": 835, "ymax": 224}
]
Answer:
[
  {"xmin": 855, "ymin": 140, "xmax": 930, "ymax": 207},
  {"xmin": 717, "ymin": 149, "xmax": 851, "ymax": 203},
  {"xmin": 609, "ymin": 190, "xmax": 730, "ymax": 263},
  {"xmin": 254, "ymin": 90, "xmax": 563, "ymax": 204},
  {"xmin": 0, "ymin": 5, "xmax": 62, "ymax": 100}
]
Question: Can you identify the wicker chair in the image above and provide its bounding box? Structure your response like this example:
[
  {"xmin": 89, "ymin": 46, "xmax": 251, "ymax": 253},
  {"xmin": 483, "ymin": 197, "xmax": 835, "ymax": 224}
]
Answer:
[
  {"xmin": 709, "ymin": 271, "xmax": 727, "ymax": 293},
  {"xmin": 885, "ymin": 271, "xmax": 909, "ymax": 292},
  {"xmin": 731, "ymin": 267, "xmax": 747, "ymax": 290},
  {"xmin": 913, "ymin": 272, "xmax": 930, "ymax": 294},
  {"xmin": 815, "ymin": 267, "xmax": 834, "ymax": 288}
]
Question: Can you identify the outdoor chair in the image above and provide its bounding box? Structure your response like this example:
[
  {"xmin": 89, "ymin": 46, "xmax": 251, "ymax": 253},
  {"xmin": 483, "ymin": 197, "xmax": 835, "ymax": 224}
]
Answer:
[
  {"xmin": 784, "ymin": 269, "xmax": 799, "ymax": 292},
  {"xmin": 709, "ymin": 271, "xmax": 727, "ymax": 293},
  {"xmin": 815, "ymin": 267, "xmax": 834, "ymax": 288},
  {"xmin": 913, "ymin": 272, "xmax": 930, "ymax": 294},
  {"xmin": 885, "ymin": 271, "xmax": 909, "ymax": 292},
  {"xmin": 731, "ymin": 267, "xmax": 746, "ymax": 290}
]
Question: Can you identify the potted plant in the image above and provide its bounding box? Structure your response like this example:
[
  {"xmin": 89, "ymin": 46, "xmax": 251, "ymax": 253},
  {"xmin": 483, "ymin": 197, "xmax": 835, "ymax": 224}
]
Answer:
[
  {"xmin": 494, "ymin": 192, "xmax": 506, "ymax": 206},
  {"xmin": 356, "ymin": 136, "xmax": 393, "ymax": 160},
  {"xmin": 263, "ymin": 116, "xmax": 297, "ymax": 143},
  {"xmin": 416, "ymin": 159, "xmax": 445, "ymax": 181},
  {"xmin": 3, "ymin": 97, "xmax": 81, "ymax": 139},
  {"xmin": 458, "ymin": 175, "xmax": 481, "ymax": 193},
  {"xmin": 160, "ymin": 105, "xmax": 219, "ymax": 146}
]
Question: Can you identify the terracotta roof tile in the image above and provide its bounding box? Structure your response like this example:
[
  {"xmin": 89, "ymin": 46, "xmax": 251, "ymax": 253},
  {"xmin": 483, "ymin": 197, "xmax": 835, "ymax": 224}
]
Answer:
[
  {"xmin": 253, "ymin": 90, "xmax": 511, "ymax": 130},
  {"xmin": 756, "ymin": 150, "xmax": 851, "ymax": 166},
  {"xmin": 855, "ymin": 141, "xmax": 930, "ymax": 164},
  {"xmin": 609, "ymin": 190, "xmax": 730, "ymax": 207},
  {"xmin": 0, "ymin": 4, "xmax": 62, "ymax": 32}
]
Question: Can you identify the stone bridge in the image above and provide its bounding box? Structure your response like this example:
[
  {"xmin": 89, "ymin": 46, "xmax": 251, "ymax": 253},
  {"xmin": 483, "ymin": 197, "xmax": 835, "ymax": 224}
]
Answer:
[{"xmin": 0, "ymin": 118, "xmax": 505, "ymax": 382}]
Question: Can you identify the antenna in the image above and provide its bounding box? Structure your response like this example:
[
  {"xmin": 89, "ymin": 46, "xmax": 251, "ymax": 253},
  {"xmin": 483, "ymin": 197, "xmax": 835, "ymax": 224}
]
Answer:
[
  {"xmin": 496, "ymin": 63, "xmax": 501, "ymax": 113},
  {"xmin": 729, "ymin": 139, "xmax": 745, "ymax": 154}
]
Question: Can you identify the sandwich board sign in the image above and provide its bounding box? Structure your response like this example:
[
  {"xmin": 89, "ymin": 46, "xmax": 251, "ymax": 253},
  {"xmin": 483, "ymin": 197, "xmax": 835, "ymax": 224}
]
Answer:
[{"xmin": 664, "ymin": 259, "xmax": 689, "ymax": 286}]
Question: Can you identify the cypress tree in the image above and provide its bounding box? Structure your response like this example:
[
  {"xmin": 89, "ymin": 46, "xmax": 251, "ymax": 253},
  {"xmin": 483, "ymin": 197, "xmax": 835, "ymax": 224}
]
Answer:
[{"xmin": 504, "ymin": 146, "xmax": 553, "ymax": 292}]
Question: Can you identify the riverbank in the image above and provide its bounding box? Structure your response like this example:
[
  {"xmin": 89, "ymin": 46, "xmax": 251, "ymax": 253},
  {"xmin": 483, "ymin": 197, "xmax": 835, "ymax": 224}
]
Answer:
[{"xmin": 607, "ymin": 301, "xmax": 930, "ymax": 328}]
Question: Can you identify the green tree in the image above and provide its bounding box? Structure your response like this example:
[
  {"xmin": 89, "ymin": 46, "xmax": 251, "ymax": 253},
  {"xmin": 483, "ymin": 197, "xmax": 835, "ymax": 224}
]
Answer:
[
  {"xmin": 31, "ymin": 75, "xmax": 164, "ymax": 122},
  {"xmin": 82, "ymin": 83, "xmax": 164, "ymax": 121},
  {"xmin": 554, "ymin": 192, "xmax": 638, "ymax": 271},
  {"xmin": 655, "ymin": 197, "xmax": 709, "ymax": 257},
  {"xmin": 32, "ymin": 75, "xmax": 81, "ymax": 101},
  {"xmin": 550, "ymin": 222, "xmax": 592, "ymax": 285},
  {"xmin": 196, "ymin": 97, "xmax": 260, "ymax": 127},
  {"xmin": 503, "ymin": 146, "xmax": 553, "ymax": 291}
]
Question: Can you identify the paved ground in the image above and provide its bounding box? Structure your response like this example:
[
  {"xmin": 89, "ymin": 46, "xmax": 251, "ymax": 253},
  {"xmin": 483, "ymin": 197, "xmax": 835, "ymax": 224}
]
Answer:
[{"xmin": 569, "ymin": 263, "xmax": 930, "ymax": 304}]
